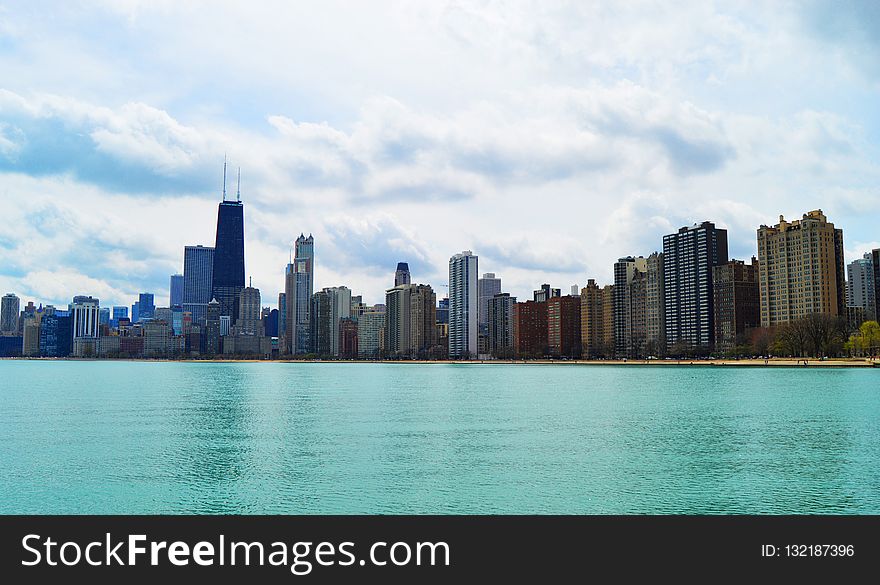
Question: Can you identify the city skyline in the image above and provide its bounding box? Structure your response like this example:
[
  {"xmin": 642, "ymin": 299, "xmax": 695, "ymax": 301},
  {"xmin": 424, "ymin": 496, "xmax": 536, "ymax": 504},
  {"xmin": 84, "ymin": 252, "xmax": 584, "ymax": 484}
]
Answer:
[{"xmin": 0, "ymin": 2, "xmax": 879, "ymax": 309}]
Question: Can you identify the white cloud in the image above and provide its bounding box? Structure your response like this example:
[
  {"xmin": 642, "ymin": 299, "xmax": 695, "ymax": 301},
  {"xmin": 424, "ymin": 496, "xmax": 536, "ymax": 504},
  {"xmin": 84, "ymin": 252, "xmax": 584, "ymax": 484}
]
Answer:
[{"xmin": 0, "ymin": 1, "xmax": 878, "ymax": 306}]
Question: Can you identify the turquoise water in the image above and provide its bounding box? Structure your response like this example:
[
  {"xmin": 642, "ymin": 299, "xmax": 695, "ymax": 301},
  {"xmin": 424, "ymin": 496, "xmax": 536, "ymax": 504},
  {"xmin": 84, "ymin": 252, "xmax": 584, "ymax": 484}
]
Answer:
[{"xmin": 1, "ymin": 361, "xmax": 878, "ymax": 514}]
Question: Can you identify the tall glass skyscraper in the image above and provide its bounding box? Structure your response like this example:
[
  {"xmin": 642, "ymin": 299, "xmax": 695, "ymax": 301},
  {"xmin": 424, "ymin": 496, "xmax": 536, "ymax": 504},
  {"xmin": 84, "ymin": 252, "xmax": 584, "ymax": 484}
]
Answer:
[
  {"xmin": 449, "ymin": 250, "xmax": 478, "ymax": 358},
  {"xmin": 138, "ymin": 292, "xmax": 155, "ymax": 321},
  {"xmin": 285, "ymin": 234, "xmax": 314, "ymax": 355},
  {"xmin": 183, "ymin": 245, "xmax": 214, "ymax": 326},
  {"xmin": 169, "ymin": 274, "xmax": 184, "ymax": 308},
  {"xmin": 211, "ymin": 169, "xmax": 245, "ymax": 323}
]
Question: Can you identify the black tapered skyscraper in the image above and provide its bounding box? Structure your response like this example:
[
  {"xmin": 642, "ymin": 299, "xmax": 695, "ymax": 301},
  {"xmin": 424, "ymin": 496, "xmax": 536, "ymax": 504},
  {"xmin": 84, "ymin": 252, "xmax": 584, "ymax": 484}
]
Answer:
[{"xmin": 211, "ymin": 162, "xmax": 245, "ymax": 323}]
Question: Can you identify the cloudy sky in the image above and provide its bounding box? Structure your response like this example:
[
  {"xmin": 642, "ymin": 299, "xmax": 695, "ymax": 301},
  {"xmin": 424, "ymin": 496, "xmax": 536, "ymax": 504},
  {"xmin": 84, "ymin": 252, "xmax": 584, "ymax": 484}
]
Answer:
[{"xmin": 1, "ymin": 1, "xmax": 878, "ymax": 308}]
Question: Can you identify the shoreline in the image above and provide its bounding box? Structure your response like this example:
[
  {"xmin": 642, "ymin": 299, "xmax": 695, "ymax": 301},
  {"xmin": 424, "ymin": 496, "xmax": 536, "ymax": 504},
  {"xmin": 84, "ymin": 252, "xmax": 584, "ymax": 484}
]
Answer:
[{"xmin": 1, "ymin": 357, "xmax": 877, "ymax": 367}]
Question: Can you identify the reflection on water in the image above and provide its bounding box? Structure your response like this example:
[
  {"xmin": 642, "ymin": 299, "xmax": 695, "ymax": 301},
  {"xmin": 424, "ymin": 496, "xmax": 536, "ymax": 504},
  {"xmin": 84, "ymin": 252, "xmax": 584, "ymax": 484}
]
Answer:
[{"xmin": 0, "ymin": 361, "xmax": 878, "ymax": 514}]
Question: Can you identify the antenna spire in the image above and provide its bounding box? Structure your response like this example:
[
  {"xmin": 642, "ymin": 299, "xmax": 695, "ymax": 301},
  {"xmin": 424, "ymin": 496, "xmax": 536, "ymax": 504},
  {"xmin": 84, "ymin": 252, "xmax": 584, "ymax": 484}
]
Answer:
[
  {"xmin": 222, "ymin": 154, "xmax": 228, "ymax": 201},
  {"xmin": 236, "ymin": 167, "xmax": 241, "ymax": 202}
]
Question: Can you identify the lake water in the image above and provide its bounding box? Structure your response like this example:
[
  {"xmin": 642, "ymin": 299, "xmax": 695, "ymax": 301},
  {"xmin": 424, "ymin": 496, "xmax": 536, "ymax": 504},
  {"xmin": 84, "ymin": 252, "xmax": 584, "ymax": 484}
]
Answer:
[{"xmin": 1, "ymin": 361, "xmax": 878, "ymax": 514}]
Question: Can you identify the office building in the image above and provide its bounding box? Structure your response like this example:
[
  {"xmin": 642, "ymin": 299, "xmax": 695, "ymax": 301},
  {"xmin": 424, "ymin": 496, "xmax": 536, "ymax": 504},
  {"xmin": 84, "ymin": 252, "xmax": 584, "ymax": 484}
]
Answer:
[
  {"xmin": 437, "ymin": 297, "xmax": 449, "ymax": 324},
  {"xmin": 664, "ymin": 221, "xmax": 729, "ymax": 352},
  {"xmin": 236, "ymin": 283, "xmax": 263, "ymax": 336},
  {"xmin": 449, "ymin": 251, "xmax": 478, "ymax": 358},
  {"xmin": 1, "ymin": 293, "xmax": 20, "ymax": 335},
  {"xmin": 39, "ymin": 311, "xmax": 72, "ymax": 357},
  {"xmin": 183, "ymin": 245, "xmax": 215, "ymax": 325},
  {"xmin": 170, "ymin": 274, "xmax": 184, "ymax": 308},
  {"xmin": 394, "ymin": 262, "xmax": 411, "ymax": 287},
  {"xmin": 533, "ymin": 284, "xmax": 561, "ymax": 303},
  {"xmin": 71, "ymin": 295, "xmax": 100, "ymax": 357},
  {"xmin": 138, "ymin": 293, "xmax": 155, "ymax": 321},
  {"xmin": 211, "ymin": 164, "xmax": 246, "ymax": 323},
  {"xmin": 285, "ymin": 234, "xmax": 314, "ymax": 355},
  {"xmin": 756, "ymin": 210, "xmax": 845, "ymax": 327}
]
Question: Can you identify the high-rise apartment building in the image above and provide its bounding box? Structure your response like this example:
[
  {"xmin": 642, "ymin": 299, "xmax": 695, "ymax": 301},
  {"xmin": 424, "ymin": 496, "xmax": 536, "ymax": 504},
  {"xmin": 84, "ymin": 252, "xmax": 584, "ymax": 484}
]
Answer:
[
  {"xmin": 478, "ymin": 273, "xmax": 502, "ymax": 330},
  {"xmin": 1, "ymin": 293, "xmax": 19, "ymax": 335},
  {"xmin": 580, "ymin": 279, "xmax": 608, "ymax": 358},
  {"xmin": 713, "ymin": 258, "xmax": 760, "ymax": 350},
  {"xmin": 285, "ymin": 234, "xmax": 314, "ymax": 355},
  {"xmin": 664, "ymin": 221, "xmax": 729, "ymax": 351},
  {"xmin": 277, "ymin": 292, "xmax": 287, "ymax": 340},
  {"xmin": 448, "ymin": 251, "xmax": 478, "ymax": 358},
  {"xmin": 613, "ymin": 256, "xmax": 647, "ymax": 357},
  {"xmin": 183, "ymin": 245, "xmax": 214, "ymax": 326},
  {"xmin": 547, "ymin": 295, "xmax": 581, "ymax": 358},
  {"xmin": 384, "ymin": 283, "xmax": 437, "ymax": 358},
  {"xmin": 756, "ymin": 210, "xmax": 845, "ymax": 327},
  {"xmin": 357, "ymin": 309, "xmax": 386, "ymax": 358},
  {"xmin": 487, "ymin": 293, "xmax": 516, "ymax": 358},
  {"xmin": 847, "ymin": 253, "xmax": 877, "ymax": 322},
  {"xmin": 645, "ymin": 252, "xmax": 665, "ymax": 353},
  {"xmin": 513, "ymin": 300, "xmax": 548, "ymax": 358}
]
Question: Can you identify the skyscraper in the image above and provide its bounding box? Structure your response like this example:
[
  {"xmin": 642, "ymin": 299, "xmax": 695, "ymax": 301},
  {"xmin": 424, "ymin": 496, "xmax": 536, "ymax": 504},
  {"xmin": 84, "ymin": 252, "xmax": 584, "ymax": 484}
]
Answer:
[
  {"xmin": 663, "ymin": 221, "xmax": 728, "ymax": 352},
  {"xmin": 487, "ymin": 293, "xmax": 516, "ymax": 358},
  {"xmin": 285, "ymin": 234, "xmax": 314, "ymax": 355},
  {"xmin": 211, "ymin": 163, "xmax": 246, "ymax": 323},
  {"xmin": 756, "ymin": 210, "xmax": 844, "ymax": 327},
  {"xmin": 394, "ymin": 262, "xmax": 411, "ymax": 287},
  {"xmin": 478, "ymin": 272, "xmax": 502, "ymax": 330},
  {"xmin": 613, "ymin": 256, "xmax": 647, "ymax": 357},
  {"xmin": 580, "ymin": 279, "xmax": 613, "ymax": 358},
  {"xmin": 138, "ymin": 293, "xmax": 155, "ymax": 321},
  {"xmin": 71, "ymin": 295, "xmax": 100, "ymax": 357},
  {"xmin": 277, "ymin": 292, "xmax": 287, "ymax": 340},
  {"xmin": 847, "ymin": 253, "xmax": 877, "ymax": 322},
  {"xmin": 357, "ymin": 309, "xmax": 386, "ymax": 358},
  {"xmin": 328, "ymin": 286, "xmax": 351, "ymax": 357},
  {"xmin": 183, "ymin": 245, "xmax": 215, "ymax": 326},
  {"xmin": 236, "ymin": 282, "xmax": 263, "ymax": 336},
  {"xmin": 170, "ymin": 274, "xmax": 184, "ymax": 307},
  {"xmin": 1, "ymin": 293, "xmax": 19, "ymax": 335},
  {"xmin": 385, "ymin": 286, "xmax": 412, "ymax": 357},
  {"xmin": 204, "ymin": 298, "xmax": 221, "ymax": 355},
  {"xmin": 645, "ymin": 251, "xmax": 665, "ymax": 354},
  {"xmin": 533, "ymin": 284, "xmax": 561, "ymax": 302},
  {"xmin": 448, "ymin": 251, "xmax": 478, "ymax": 358}
]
